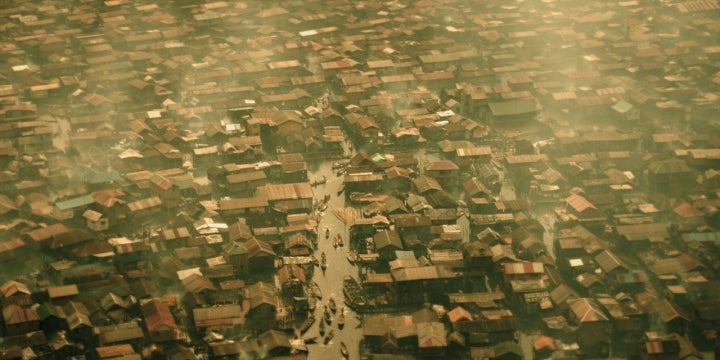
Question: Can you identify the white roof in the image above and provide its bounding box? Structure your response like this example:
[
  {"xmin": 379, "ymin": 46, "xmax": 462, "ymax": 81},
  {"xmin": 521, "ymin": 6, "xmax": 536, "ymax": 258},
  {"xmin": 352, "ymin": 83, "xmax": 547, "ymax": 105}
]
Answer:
[{"xmin": 177, "ymin": 267, "xmax": 202, "ymax": 281}]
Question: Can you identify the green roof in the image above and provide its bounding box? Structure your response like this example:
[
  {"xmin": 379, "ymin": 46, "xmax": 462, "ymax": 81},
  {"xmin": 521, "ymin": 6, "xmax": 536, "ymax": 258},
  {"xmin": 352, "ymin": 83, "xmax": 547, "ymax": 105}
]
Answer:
[
  {"xmin": 56, "ymin": 194, "xmax": 95, "ymax": 210},
  {"xmin": 488, "ymin": 99, "xmax": 539, "ymax": 117},
  {"xmin": 612, "ymin": 100, "xmax": 634, "ymax": 114},
  {"xmin": 684, "ymin": 232, "xmax": 720, "ymax": 242},
  {"xmin": 494, "ymin": 341, "xmax": 524, "ymax": 357},
  {"xmin": 226, "ymin": 242, "xmax": 248, "ymax": 255}
]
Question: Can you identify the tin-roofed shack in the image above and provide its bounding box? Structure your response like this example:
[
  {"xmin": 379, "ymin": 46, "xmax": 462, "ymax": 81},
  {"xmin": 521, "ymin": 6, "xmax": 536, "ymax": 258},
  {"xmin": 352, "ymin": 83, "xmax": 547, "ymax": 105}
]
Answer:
[
  {"xmin": 487, "ymin": 99, "xmax": 541, "ymax": 125},
  {"xmin": 2, "ymin": 0, "xmax": 720, "ymax": 357},
  {"xmin": 391, "ymin": 266, "xmax": 461, "ymax": 304},
  {"xmin": 257, "ymin": 183, "xmax": 313, "ymax": 214}
]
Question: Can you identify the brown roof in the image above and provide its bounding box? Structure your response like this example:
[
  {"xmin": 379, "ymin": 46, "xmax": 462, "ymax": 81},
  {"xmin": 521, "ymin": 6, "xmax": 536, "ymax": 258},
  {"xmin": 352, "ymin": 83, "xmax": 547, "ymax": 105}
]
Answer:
[
  {"xmin": 615, "ymin": 223, "xmax": 669, "ymax": 242},
  {"xmin": 391, "ymin": 213, "xmax": 432, "ymax": 228},
  {"xmin": 162, "ymin": 227, "xmax": 191, "ymax": 241},
  {"xmin": 647, "ymin": 159, "xmax": 692, "ymax": 175},
  {"xmin": 51, "ymin": 229, "xmax": 93, "ymax": 250},
  {"xmin": 150, "ymin": 175, "xmax": 173, "ymax": 190},
  {"xmin": 97, "ymin": 322, "xmax": 145, "ymax": 344},
  {"xmin": 456, "ymin": 146, "xmax": 492, "ymax": 157},
  {"xmin": 47, "ymin": 284, "xmax": 79, "ymax": 299},
  {"xmin": 244, "ymin": 237, "xmax": 276, "ymax": 258},
  {"xmin": 413, "ymin": 175, "xmax": 443, "ymax": 193},
  {"xmin": 2, "ymin": 304, "xmax": 38, "ymax": 325},
  {"xmin": 277, "ymin": 264, "xmax": 306, "ymax": 285},
  {"xmin": 220, "ymin": 196, "xmax": 269, "ymax": 210},
  {"xmin": 503, "ymin": 262, "xmax": 544, "ymax": 275},
  {"xmin": 362, "ymin": 314, "xmax": 416, "ymax": 337},
  {"xmin": 424, "ymin": 160, "xmax": 459, "ymax": 171},
  {"xmin": 258, "ymin": 329, "xmax": 292, "ymax": 351},
  {"xmin": 463, "ymin": 178, "xmax": 490, "ymax": 197},
  {"xmin": 504, "ymin": 154, "xmax": 548, "ymax": 164},
  {"xmin": 127, "ymin": 196, "xmax": 162, "ymax": 212},
  {"xmin": 226, "ymin": 170, "xmax": 267, "ymax": 184},
  {"xmin": 447, "ymin": 306, "xmax": 473, "ymax": 323},
  {"xmin": 259, "ymin": 183, "xmax": 313, "ymax": 201},
  {"xmin": 549, "ymin": 284, "xmax": 580, "ymax": 306},
  {"xmin": 26, "ymin": 223, "xmax": 69, "ymax": 242},
  {"xmin": 345, "ymin": 173, "xmax": 384, "ymax": 183},
  {"xmin": 0, "ymin": 238, "xmax": 25, "ymax": 254},
  {"xmin": 246, "ymin": 282, "xmax": 277, "ymax": 310},
  {"xmin": 594, "ymin": 250, "xmax": 629, "ymax": 273},
  {"xmin": 568, "ymin": 298, "xmax": 609, "ymax": 323},
  {"xmin": 654, "ymin": 298, "xmax": 691, "ymax": 323},
  {"xmin": 228, "ymin": 222, "xmax": 253, "ymax": 242},
  {"xmin": 141, "ymin": 299, "xmax": 178, "ymax": 332},
  {"xmin": 182, "ymin": 273, "xmax": 217, "ymax": 293},
  {"xmin": 284, "ymin": 233, "xmax": 313, "ymax": 251},
  {"xmin": 96, "ymin": 344, "xmax": 136, "ymax": 359},
  {"xmin": 565, "ymin": 194, "xmax": 596, "ymax": 213},
  {"xmin": 374, "ymin": 230, "xmax": 403, "ymax": 250},
  {"xmin": 1, "ymin": 281, "xmax": 30, "ymax": 298},
  {"xmin": 649, "ymin": 253, "xmax": 703, "ymax": 275},
  {"xmin": 673, "ymin": 202, "xmax": 704, "ymax": 218},
  {"xmin": 417, "ymin": 322, "xmax": 447, "ymax": 348},
  {"xmin": 391, "ymin": 265, "xmax": 456, "ymax": 282},
  {"xmin": 193, "ymin": 304, "xmax": 243, "ymax": 328}
]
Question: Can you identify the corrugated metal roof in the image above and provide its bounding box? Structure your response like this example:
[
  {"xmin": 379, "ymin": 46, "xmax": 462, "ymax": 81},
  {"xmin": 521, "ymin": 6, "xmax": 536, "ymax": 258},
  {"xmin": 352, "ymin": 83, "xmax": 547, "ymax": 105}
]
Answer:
[
  {"xmin": 162, "ymin": 227, "xmax": 191, "ymax": 240},
  {"xmin": 96, "ymin": 344, "xmax": 136, "ymax": 358},
  {"xmin": 127, "ymin": 196, "xmax": 162, "ymax": 212},
  {"xmin": 0, "ymin": 238, "xmax": 25, "ymax": 253},
  {"xmin": 392, "ymin": 266, "xmax": 438, "ymax": 282},
  {"xmin": 615, "ymin": 223, "xmax": 668, "ymax": 241},
  {"xmin": 676, "ymin": 0, "xmax": 720, "ymax": 13},
  {"xmin": 220, "ymin": 196, "xmax": 269, "ymax": 210},
  {"xmin": 424, "ymin": 160, "xmax": 459, "ymax": 171},
  {"xmin": 344, "ymin": 173, "xmax": 384, "ymax": 183},
  {"xmin": 505, "ymin": 154, "xmax": 548, "ymax": 164},
  {"xmin": 82, "ymin": 209, "xmax": 103, "ymax": 222},
  {"xmin": 447, "ymin": 292, "xmax": 505, "ymax": 305},
  {"xmin": 47, "ymin": 285, "xmax": 79, "ymax": 299},
  {"xmin": 456, "ymin": 146, "xmax": 492, "ymax": 157},
  {"xmin": 594, "ymin": 250, "xmax": 627, "ymax": 273},
  {"xmin": 142, "ymin": 299, "xmax": 177, "ymax": 332},
  {"xmin": 568, "ymin": 298, "xmax": 609, "ymax": 323},
  {"xmin": 503, "ymin": 262, "xmax": 544, "ymax": 275},
  {"xmin": 226, "ymin": 170, "xmax": 266, "ymax": 184},
  {"xmin": 150, "ymin": 174, "xmax": 173, "ymax": 190},
  {"xmin": 650, "ymin": 253, "xmax": 702, "ymax": 275},
  {"xmin": 55, "ymin": 194, "xmax": 94, "ymax": 210},
  {"xmin": 98, "ymin": 322, "xmax": 145, "ymax": 344},
  {"xmin": 488, "ymin": 99, "xmax": 539, "ymax": 117},
  {"xmin": 260, "ymin": 183, "xmax": 313, "ymax": 201},
  {"xmin": 417, "ymin": 322, "xmax": 447, "ymax": 348},
  {"xmin": 565, "ymin": 194, "xmax": 596, "ymax": 213}
]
